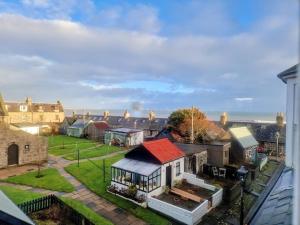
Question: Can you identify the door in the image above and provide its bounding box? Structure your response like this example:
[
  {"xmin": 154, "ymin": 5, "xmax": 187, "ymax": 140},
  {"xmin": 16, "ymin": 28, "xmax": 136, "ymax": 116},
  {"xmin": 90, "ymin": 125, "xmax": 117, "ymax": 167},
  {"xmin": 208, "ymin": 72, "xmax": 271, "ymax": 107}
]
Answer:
[
  {"xmin": 7, "ymin": 144, "xmax": 19, "ymax": 166},
  {"xmin": 166, "ymin": 165, "xmax": 172, "ymax": 187}
]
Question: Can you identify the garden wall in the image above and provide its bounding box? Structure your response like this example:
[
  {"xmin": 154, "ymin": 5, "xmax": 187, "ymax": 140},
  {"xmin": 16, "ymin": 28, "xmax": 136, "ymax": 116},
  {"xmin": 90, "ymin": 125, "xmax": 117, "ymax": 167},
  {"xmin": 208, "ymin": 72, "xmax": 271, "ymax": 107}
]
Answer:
[
  {"xmin": 183, "ymin": 173, "xmax": 216, "ymax": 191},
  {"xmin": 148, "ymin": 196, "xmax": 209, "ymax": 225}
]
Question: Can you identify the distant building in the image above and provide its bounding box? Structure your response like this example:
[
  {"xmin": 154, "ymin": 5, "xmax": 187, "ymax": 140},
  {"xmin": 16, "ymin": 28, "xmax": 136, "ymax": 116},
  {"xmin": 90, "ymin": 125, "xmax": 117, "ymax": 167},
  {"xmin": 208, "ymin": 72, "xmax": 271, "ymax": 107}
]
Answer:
[
  {"xmin": 229, "ymin": 127, "xmax": 258, "ymax": 164},
  {"xmin": 85, "ymin": 121, "xmax": 109, "ymax": 142},
  {"xmin": 0, "ymin": 123, "xmax": 48, "ymax": 169},
  {"xmin": 0, "ymin": 95, "xmax": 65, "ymax": 124},
  {"xmin": 104, "ymin": 128, "xmax": 144, "ymax": 147},
  {"xmin": 67, "ymin": 119, "xmax": 92, "ymax": 138},
  {"xmin": 59, "ymin": 117, "xmax": 76, "ymax": 135}
]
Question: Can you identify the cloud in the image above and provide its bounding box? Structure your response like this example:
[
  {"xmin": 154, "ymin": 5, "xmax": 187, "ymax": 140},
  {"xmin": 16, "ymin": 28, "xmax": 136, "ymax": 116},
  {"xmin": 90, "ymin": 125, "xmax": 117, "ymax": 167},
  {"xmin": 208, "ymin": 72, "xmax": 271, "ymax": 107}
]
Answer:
[
  {"xmin": 234, "ymin": 98, "xmax": 253, "ymax": 102},
  {"xmin": 0, "ymin": 0, "xmax": 297, "ymax": 112}
]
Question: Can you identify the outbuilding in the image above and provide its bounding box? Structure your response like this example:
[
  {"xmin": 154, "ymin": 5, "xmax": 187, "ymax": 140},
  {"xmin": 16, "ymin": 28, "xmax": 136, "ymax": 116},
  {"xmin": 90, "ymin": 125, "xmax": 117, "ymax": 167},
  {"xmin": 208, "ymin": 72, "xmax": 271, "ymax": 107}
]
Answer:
[{"xmin": 104, "ymin": 128, "xmax": 144, "ymax": 147}]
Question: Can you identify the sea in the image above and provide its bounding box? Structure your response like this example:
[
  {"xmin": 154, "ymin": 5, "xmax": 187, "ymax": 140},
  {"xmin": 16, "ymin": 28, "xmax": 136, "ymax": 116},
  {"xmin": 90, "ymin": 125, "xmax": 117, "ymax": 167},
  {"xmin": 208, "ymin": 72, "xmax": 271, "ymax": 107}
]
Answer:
[{"xmin": 65, "ymin": 109, "xmax": 279, "ymax": 123}]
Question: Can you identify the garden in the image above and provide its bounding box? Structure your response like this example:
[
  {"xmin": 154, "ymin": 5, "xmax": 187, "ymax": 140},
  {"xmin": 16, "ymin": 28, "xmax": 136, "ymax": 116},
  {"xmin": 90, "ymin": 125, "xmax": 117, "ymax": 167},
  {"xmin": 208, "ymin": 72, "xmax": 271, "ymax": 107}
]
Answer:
[
  {"xmin": 49, "ymin": 135, "xmax": 122, "ymax": 160},
  {"xmin": 65, "ymin": 154, "xmax": 171, "ymax": 225}
]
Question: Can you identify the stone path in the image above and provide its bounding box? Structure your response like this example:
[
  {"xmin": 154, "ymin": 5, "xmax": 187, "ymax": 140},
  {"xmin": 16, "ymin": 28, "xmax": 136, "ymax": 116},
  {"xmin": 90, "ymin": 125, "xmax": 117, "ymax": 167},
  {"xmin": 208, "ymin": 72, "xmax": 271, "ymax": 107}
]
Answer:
[
  {"xmin": 48, "ymin": 153, "xmax": 146, "ymax": 225},
  {"xmin": 0, "ymin": 152, "xmax": 147, "ymax": 225}
]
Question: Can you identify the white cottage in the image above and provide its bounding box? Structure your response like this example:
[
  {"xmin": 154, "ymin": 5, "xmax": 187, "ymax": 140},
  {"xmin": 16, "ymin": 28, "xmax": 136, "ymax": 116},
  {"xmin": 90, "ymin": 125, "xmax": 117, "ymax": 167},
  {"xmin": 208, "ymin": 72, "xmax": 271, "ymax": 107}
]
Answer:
[{"xmin": 111, "ymin": 138, "xmax": 185, "ymax": 197}]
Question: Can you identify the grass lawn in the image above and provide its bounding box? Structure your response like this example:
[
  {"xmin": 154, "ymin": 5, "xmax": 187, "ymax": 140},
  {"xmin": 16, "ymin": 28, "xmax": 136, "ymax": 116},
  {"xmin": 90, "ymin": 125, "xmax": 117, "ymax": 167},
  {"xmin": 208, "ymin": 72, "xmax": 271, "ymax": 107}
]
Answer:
[
  {"xmin": 49, "ymin": 142, "xmax": 97, "ymax": 156},
  {"xmin": 65, "ymin": 154, "xmax": 170, "ymax": 225},
  {"xmin": 48, "ymin": 135, "xmax": 91, "ymax": 148},
  {"xmin": 63, "ymin": 145, "xmax": 121, "ymax": 160},
  {"xmin": 61, "ymin": 197, "xmax": 113, "ymax": 225},
  {"xmin": 0, "ymin": 185, "xmax": 112, "ymax": 225},
  {"xmin": 3, "ymin": 168, "xmax": 75, "ymax": 193},
  {"xmin": 0, "ymin": 185, "xmax": 44, "ymax": 204}
]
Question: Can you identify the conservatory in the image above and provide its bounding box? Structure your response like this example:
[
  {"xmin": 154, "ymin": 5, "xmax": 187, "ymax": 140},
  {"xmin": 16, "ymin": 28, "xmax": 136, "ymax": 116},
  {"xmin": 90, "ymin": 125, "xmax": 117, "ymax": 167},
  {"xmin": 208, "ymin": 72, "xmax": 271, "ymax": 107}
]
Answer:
[{"xmin": 111, "ymin": 158, "xmax": 162, "ymax": 193}]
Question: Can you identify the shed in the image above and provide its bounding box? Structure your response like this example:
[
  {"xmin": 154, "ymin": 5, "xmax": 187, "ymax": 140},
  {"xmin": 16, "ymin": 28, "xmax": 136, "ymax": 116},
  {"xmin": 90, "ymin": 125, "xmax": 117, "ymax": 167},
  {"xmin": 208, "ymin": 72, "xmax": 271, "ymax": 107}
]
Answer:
[
  {"xmin": 67, "ymin": 119, "xmax": 92, "ymax": 138},
  {"xmin": 85, "ymin": 121, "xmax": 109, "ymax": 142},
  {"xmin": 104, "ymin": 128, "xmax": 144, "ymax": 147}
]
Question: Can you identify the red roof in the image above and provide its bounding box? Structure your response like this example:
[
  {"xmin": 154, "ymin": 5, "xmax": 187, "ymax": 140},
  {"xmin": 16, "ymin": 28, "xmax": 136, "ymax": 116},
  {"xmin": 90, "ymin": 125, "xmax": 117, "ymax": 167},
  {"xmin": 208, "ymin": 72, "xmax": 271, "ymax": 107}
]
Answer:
[
  {"xmin": 143, "ymin": 138, "xmax": 185, "ymax": 164},
  {"xmin": 94, "ymin": 121, "xmax": 109, "ymax": 130}
]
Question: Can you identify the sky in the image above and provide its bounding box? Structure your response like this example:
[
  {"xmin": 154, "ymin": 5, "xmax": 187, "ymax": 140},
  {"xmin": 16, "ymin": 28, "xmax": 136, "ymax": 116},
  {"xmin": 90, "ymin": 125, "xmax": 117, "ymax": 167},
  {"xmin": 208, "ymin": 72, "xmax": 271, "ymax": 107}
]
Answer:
[{"xmin": 0, "ymin": 0, "xmax": 298, "ymax": 113}]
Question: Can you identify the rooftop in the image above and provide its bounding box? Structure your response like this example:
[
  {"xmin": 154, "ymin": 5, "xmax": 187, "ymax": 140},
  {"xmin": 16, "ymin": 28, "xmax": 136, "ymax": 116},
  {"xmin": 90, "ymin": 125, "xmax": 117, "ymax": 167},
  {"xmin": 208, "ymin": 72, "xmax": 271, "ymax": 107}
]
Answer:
[
  {"xmin": 229, "ymin": 126, "xmax": 258, "ymax": 148},
  {"xmin": 277, "ymin": 64, "xmax": 298, "ymax": 83}
]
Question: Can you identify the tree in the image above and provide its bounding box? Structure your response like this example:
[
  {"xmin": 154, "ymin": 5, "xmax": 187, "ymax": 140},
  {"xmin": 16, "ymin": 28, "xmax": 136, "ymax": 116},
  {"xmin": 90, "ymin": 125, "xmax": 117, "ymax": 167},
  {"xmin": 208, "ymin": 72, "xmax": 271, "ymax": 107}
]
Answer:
[{"xmin": 168, "ymin": 108, "xmax": 228, "ymax": 143}]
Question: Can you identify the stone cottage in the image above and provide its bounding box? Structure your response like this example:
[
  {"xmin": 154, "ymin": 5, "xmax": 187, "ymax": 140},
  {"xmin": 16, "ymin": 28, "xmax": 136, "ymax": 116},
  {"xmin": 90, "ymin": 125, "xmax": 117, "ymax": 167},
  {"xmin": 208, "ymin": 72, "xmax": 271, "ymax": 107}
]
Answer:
[{"xmin": 0, "ymin": 124, "xmax": 48, "ymax": 168}]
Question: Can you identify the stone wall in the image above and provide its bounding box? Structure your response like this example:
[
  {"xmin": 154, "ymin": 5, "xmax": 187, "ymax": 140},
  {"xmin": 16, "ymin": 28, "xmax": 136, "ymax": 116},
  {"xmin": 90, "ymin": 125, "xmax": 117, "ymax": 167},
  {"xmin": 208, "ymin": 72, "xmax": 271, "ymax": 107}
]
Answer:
[{"xmin": 0, "ymin": 124, "xmax": 48, "ymax": 168}]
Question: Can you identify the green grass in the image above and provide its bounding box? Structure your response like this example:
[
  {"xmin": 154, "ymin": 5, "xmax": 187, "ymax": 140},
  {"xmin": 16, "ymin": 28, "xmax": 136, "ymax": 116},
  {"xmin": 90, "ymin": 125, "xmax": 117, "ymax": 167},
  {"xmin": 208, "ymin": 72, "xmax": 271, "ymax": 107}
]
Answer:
[
  {"xmin": 0, "ymin": 185, "xmax": 112, "ymax": 225},
  {"xmin": 49, "ymin": 142, "xmax": 97, "ymax": 156},
  {"xmin": 61, "ymin": 197, "xmax": 113, "ymax": 225},
  {"xmin": 0, "ymin": 185, "xmax": 44, "ymax": 204},
  {"xmin": 48, "ymin": 135, "xmax": 91, "ymax": 148},
  {"xmin": 63, "ymin": 145, "xmax": 121, "ymax": 160},
  {"xmin": 3, "ymin": 168, "xmax": 75, "ymax": 193},
  {"xmin": 65, "ymin": 154, "xmax": 170, "ymax": 225}
]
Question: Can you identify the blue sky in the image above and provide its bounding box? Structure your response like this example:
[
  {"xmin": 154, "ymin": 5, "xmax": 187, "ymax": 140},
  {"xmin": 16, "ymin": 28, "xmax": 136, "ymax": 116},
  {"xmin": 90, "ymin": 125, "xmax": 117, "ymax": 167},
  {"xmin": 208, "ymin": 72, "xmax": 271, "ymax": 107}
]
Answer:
[{"xmin": 0, "ymin": 0, "xmax": 298, "ymax": 113}]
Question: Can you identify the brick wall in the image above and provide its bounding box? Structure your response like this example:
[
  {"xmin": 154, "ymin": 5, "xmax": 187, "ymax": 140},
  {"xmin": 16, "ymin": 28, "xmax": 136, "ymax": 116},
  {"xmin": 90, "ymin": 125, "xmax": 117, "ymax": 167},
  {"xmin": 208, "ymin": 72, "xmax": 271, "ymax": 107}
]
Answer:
[{"xmin": 0, "ymin": 124, "xmax": 48, "ymax": 168}]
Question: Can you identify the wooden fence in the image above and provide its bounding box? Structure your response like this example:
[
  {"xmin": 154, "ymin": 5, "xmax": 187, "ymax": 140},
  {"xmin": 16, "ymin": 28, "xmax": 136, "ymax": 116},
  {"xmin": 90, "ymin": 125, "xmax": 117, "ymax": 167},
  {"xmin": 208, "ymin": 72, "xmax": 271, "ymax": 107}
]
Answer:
[{"xmin": 18, "ymin": 195, "xmax": 95, "ymax": 225}]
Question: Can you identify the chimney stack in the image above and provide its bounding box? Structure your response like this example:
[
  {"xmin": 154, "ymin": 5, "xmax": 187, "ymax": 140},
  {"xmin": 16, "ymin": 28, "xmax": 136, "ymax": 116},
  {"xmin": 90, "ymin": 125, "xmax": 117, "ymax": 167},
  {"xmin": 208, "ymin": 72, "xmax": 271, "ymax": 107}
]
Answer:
[
  {"xmin": 104, "ymin": 111, "xmax": 110, "ymax": 119},
  {"xmin": 276, "ymin": 112, "xmax": 284, "ymax": 128},
  {"xmin": 26, "ymin": 97, "xmax": 32, "ymax": 106},
  {"xmin": 149, "ymin": 111, "xmax": 156, "ymax": 121},
  {"xmin": 124, "ymin": 110, "xmax": 130, "ymax": 119},
  {"xmin": 220, "ymin": 112, "xmax": 228, "ymax": 126}
]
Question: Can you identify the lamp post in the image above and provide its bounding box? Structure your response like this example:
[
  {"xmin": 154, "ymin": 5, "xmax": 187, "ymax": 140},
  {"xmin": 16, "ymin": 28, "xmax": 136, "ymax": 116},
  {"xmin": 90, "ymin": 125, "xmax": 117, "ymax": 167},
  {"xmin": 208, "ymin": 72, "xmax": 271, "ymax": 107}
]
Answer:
[
  {"xmin": 275, "ymin": 131, "xmax": 280, "ymax": 161},
  {"xmin": 237, "ymin": 166, "xmax": 248, "ymax": 225}
]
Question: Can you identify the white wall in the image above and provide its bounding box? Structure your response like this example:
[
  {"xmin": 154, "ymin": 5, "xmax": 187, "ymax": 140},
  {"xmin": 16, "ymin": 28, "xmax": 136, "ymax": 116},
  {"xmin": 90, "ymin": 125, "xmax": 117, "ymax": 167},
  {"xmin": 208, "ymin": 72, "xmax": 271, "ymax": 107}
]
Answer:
[
  {"xmin": 160, "ymin": 157, "xmax": 185, "ymax": 188},
  {"xmin": 183, "ymin": 173, "xmax": 217, "ymax": 191},
  {"xmin": 286, "ymin": 78, "xmax": 298, "ymax": 168},
  {"xmin": 148, "ymin": 196, "xmax": 209, "ymax": 225},
  {"xmin": 129, "ymin": 131, "xmax": 144, "ymax": 146},
  {"xmin": 212, "ymin": 189, "xmax": 223, "ymax": 207}
]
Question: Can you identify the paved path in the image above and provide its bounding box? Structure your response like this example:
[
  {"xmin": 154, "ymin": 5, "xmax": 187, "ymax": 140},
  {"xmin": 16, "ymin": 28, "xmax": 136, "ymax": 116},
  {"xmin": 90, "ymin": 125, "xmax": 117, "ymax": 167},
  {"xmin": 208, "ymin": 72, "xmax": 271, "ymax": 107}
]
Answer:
[
  {"xmin": 50, "ymin": 155, "xmax": 147, "ymax": 225},
  {"xmin": 0, "ymin": 152, "xmax": 146, "ymax": 225}
]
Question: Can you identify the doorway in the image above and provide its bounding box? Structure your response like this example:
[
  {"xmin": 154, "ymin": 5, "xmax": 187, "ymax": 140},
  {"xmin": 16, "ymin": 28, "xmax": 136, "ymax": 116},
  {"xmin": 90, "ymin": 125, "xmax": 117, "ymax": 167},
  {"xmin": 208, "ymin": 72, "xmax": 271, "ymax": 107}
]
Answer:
[
  {"xmin": 7, "ymin": 144, "xmax": 19, "ymax": 166},
  {"xmin": 166, "ymin": 165, "xmax": 172, "ymax": 187}
]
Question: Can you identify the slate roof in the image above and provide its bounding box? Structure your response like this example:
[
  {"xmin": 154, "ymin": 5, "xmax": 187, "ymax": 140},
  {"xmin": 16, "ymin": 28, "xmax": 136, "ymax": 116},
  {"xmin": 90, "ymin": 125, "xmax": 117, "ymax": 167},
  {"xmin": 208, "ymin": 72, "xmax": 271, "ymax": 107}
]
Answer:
[
  {"xmin": 277, "ymin": 64, "xmax": 298, "ymax": 83},
  {"xmin": 69, "ymin": 119, "xmax": 91, "ymax": 129},
  {"xmin": 0, "ymin": 190, "xmax": 35, "ymax": 225},
  {"xmin": 175, "ymin": 143, "xmax": 207, "ymax": 155},
  {"xmin": 142, "ymin": 138, "xmax": 185, "ymax": 164},
  {"xmin": 218, "ymin": 121, "xmax": 286, "ymax": 144},
  {"xmin": 108, "ymin": 127, "xmax": 143, "ymax": 134},
  {"xmin": 250, "ymin": 167, "xmax": 293, "ymax": 225},
  {"xmin": 229, "ymin": 127, "xmax": 258, "ymax": 149},
  {"xmin": 74, "ymin": 114, "xmax": 168, "ymax": 132}
]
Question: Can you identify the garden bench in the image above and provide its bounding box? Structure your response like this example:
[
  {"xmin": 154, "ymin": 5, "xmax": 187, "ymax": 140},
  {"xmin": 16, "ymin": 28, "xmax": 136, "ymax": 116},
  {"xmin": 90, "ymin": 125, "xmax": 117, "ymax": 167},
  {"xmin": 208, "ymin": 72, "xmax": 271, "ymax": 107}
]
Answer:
[{"xmin": 171, "ymin": 187, "xmax": 202, "ymax": 203}]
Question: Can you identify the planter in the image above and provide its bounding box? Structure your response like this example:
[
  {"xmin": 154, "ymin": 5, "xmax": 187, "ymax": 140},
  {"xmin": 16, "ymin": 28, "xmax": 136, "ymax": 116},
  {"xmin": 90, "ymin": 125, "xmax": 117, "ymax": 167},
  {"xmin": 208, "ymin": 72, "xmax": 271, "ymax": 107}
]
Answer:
[{"xmin": 107, "ymin": 189, "xmax": 147, "ymax": 208}]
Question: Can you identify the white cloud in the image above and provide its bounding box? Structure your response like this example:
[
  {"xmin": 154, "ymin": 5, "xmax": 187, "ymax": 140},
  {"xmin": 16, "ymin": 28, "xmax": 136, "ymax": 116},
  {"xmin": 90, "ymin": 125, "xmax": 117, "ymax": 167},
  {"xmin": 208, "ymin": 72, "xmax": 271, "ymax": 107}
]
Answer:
[{"xmin": 234, "ymin": 98, "xmax": 253, "ymax": 102}]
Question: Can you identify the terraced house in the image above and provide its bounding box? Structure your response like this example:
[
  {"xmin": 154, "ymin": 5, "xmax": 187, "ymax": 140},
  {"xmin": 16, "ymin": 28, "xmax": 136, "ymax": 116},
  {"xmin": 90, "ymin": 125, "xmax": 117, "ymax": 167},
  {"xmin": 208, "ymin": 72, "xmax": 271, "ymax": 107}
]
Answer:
[{"xmin": 0, "ymin": 94, "xmax": 65, "ymax": 124}]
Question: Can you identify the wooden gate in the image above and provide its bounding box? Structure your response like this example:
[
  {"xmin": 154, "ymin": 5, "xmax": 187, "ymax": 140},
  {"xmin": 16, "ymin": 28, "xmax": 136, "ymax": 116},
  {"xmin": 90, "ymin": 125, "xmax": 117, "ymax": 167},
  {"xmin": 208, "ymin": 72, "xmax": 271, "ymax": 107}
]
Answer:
[{"xmin": 7, "ymin": 144, "xmax": 19, "ymax": 165}]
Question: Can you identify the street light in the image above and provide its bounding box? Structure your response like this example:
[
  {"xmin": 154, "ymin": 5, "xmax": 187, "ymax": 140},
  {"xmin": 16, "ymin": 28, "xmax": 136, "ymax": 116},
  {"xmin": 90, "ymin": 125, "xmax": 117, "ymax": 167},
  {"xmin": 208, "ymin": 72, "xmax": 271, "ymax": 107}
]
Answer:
[
  {"xmin": 275, "ymin": 131, "xmax": 280, "ymax": 161},
  {"xmin": 237, "ymin": 166, "xmax": 248, "ymax": 225}
]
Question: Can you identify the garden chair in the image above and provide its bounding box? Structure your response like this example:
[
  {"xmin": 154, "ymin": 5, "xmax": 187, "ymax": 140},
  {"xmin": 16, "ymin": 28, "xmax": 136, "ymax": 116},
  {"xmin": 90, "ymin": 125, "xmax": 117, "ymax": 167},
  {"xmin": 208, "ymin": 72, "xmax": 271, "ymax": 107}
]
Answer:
[{"xmin": 212, "ymin": 167, "xmax": 219, "ymax": 177}]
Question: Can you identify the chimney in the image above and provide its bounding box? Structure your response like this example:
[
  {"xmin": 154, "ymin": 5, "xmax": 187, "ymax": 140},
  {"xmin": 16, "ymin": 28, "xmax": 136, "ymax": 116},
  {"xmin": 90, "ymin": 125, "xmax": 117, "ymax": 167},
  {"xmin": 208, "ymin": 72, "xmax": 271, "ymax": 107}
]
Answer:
[
  {"xmin": 149, "ymin": 111, "xmax": 156, "ymax": 121},
  {"xmin": 104, "ymin": 111, "xmax": 110, "ymax": 119},
  {"xmin": 220, "ymin": 112, "xmax": 228, "ymax": 126},
  {"xmin": 124, "ymin": 110, "xmax": 130, "ymax": 119},
  {"xmin": 276, "ymin": 112, "xmax": 284, "ymax": 128},
  {"xmin": 57, "ymin": 100, "xmax": 61, "ymax": 105},
  {"xmin": 85, "ymin": 112, "xmax": 90, "ymax": 121},
  {"xmin": 72, "ymin": 111, "xmax": 76, "ymax": 118},
  {"xmin": 26, "ymin": 97, "xmax": 32, "ymax": 106}
]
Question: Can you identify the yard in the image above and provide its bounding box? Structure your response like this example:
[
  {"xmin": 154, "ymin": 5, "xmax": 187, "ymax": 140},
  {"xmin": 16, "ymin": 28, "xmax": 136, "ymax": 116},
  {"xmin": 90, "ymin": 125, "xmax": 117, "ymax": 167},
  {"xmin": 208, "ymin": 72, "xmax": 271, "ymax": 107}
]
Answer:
[
  {"xmin": 49, "ymin": 135, "xmax": 122, "ymax": 160},
  {"xmin": 199, "ymin": 160, "xmax": 281, "ymax": 225},
  {"xmin": 2, "ymin": 168, "xmax": 75, "ymax": 193},
  {"xmin": 65, "ymin": 154, "xmax": 171, "ymax": 225},
  {"xmin": 0, "ymin": 185, "xmax": 112, "ymax": 225}
]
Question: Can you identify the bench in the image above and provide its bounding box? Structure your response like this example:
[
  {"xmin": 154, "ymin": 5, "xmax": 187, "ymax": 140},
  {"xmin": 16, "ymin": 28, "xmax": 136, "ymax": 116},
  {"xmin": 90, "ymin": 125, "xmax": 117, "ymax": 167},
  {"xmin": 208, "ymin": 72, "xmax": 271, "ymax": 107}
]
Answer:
[{"xmin": 170, "ymin": 187, "xmax": 202, "ymax": 203}]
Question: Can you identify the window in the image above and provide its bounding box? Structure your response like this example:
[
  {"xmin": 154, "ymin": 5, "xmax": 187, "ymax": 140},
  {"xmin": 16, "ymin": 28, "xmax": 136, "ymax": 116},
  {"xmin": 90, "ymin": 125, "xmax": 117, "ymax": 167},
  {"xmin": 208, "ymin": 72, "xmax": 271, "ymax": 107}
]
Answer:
[
  {"xmin": 176, "ymin": 162, "xmax": 181, "ymax": 176},
  {"xmin": 55, "ymin": 114, "xmax": 59, "ymax": 121},
  {"xmin": 20, "ymin": 105, "xmax": 28, "ymax": 112},
  {"xmin": 111, "ymin": 167, "xmax": 161, "ymax": 193},
  {"xmin": 24, "ymin": 145, "xmax": 30, "ymax": 152},
  {"xmin": 39, "ymin": 115, "xmax": 44, "ymax": 121}
]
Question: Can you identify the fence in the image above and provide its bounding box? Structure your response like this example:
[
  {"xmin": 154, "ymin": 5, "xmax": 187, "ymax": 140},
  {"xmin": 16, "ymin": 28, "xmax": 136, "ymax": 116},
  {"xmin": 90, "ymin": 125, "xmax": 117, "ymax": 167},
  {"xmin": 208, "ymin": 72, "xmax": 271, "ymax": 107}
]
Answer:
[{"xmin": 18, "ymin": 195, "xmax": 95, "ymax": 225}]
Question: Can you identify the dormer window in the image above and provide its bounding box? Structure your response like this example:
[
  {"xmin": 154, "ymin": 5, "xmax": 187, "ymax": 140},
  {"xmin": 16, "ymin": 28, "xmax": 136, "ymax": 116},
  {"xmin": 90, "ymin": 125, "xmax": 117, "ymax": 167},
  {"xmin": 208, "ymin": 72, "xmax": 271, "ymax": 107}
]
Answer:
[{"xmin": 20, "ymin": 105, "xmax": 28, "ymax": 112}]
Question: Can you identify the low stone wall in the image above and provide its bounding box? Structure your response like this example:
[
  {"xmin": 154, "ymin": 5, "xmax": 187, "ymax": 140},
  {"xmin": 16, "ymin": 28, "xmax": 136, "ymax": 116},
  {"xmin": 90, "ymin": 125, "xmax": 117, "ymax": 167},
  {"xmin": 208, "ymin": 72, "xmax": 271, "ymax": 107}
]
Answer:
[{"xmin": 148, "ymin": 196, "xmax": 209, "ymax": 225}]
